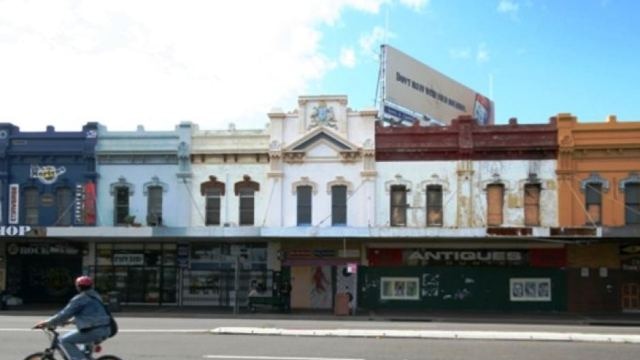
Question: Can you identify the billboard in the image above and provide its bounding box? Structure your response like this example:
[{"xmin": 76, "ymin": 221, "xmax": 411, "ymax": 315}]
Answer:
[{"xmin": 382, "ymin": 45, "xmax": 494, "ymax": 125}]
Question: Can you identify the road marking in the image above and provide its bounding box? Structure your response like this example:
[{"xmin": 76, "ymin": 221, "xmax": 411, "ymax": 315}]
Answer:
[
  {"xmin": 203, "ymin": 356, "xmax": 365, "ymax": 360},
  {"xmin": 210, "ymin": 327, "xmax": 640, "ymax": 344}
]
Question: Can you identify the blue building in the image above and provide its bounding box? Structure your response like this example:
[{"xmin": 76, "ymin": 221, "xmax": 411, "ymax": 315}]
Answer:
[{"xmin": 0, "ymin": 123, "xmax": 98, "ymax": 303}]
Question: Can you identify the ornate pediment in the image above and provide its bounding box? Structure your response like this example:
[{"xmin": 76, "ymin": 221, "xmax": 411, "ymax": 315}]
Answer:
[{"xmin": 283, "ymin": 127, "xmax": 360, "ymax": 163}]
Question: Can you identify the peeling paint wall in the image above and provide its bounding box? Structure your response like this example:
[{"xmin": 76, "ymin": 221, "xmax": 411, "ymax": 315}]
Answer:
[
  {"xmin": 376, "ymin": 161, "xmax": 458, "ymax": 228},
  {"xmin": 376, "ymin": 159, "xmax": 558, "ymax": 228},
  {"xmin": 474, "ymin": 159, "xmax": 558, "ymax": 227}
]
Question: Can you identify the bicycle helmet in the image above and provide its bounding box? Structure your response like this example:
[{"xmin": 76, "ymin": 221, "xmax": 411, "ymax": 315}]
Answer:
[{"xmin": 75, "ymin": 275, "xmax": 93, "ymax": 287}]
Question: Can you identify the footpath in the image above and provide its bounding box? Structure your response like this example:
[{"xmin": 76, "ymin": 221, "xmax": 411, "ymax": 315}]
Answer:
[{"xmin": 3, "ymin": 305, "xmax": 640, "ymax": 344}]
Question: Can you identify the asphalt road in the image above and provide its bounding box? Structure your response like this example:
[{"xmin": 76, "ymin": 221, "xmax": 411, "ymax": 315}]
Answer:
[{"xmin": 3, "ymin": 315, "xmax": 640, "ymax": 360}]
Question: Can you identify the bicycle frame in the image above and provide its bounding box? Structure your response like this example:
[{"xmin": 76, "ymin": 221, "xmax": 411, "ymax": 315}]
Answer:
[{"xmin": 35, "ymin": 328, "xmax": 100, "ymax": 360}]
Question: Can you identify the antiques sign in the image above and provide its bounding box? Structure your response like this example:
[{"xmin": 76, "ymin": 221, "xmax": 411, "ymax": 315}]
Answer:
[{"xmin": 406, "ymin": 249, "xmax": 527, "ymax": 266}]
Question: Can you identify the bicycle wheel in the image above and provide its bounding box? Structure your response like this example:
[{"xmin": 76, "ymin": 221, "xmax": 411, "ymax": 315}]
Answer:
[
  {"xmin": 23, "ymin": 352, "xmax": 57, "ymax": 360},
  {"xmin": 96, "ymin": 355, "xmax": 123, "ymax": 360}
]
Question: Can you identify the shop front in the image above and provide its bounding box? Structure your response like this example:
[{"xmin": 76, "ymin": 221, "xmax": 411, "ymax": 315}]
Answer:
[
  {"xmin": 281, "ymin": 244, "xmax": 360, "ymax": 312},
  {"xmin": 567, "ymin": 243, "xmax": 621, "ymax": 312},
  {"xmin": 361, "ymin": 246, "xmax": 567, "ymax": 312},
  {"xmin": 620, "ymin": 243, "xmax": 640, "ymax": 312},
  {"xmin": 5, "ymin": 241, "xmax": 84, "ymax": 304},
  {"xmin": 181, "ymin": 242, "xmax": 269, "ymax": 307},
  {"xmin": 92, "ymin": 242, "xmax": 178, "ymax": 305}
]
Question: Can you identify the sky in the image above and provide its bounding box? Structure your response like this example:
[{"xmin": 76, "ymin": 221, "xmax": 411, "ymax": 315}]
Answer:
[{"xmin": 1, "ymin": 0, "xmax": 638, "ymax": 131}]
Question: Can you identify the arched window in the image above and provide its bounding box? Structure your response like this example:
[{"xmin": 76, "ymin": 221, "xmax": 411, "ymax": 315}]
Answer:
[
  {"xmin": 297, "ymin": 185, "xmax": 312, "ymax": 226},
  {"xmin": 110, "ymin": 177, "xmax": 134, "ymax": 225},
  {"xmin": 426, "ymin": 185, "xmax": 443, "ymax": 227},
  {"xmin": 235, "ymin": 175, "xmax": 260, "ymax": 226},
  {"xmin": 331, "ymin": 185, "xmax": 347, "ymax": 226},
  {"xmin": 201, "ymin": 176, "xmax": 225, "ymax": 226},
  {"xmin": 390, "ymin": 185, "xmax": 407, "ymax": 227}
]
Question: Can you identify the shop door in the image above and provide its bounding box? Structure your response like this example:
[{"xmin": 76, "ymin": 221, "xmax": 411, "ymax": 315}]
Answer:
[
  {"xmin": 622, "ymin": 283, "xmax": 640, "ymax": 311},
  {"xmin": 16, "ymin": 256, "xmax": 82, "ymax": 304}
]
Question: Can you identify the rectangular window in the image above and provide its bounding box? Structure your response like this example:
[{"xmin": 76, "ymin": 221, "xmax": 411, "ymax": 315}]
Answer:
[
  {"xmin": 239, "ymin": 189, "xmax": 254, "ymax": 226},
  {"xmin": 524, "ymin": 184, "xmax": 541, "ymax": 226},
  {"xmin": 510, "ymin": 278, "xmax": 552, "ymax": 302},
  {"xmin": 55, "ymin": 187, "xmax": 73, "ymax": 226},
  {"xmin": 390, "ymin": 185, "xmax": 407, "ymax": 227},
  {"xmin": 114, "ymin": 187, "xmax": 129, "ymax": 225},
  {"xmin": 380, "ymin": 277, "xmax": 420, "ymax": 300},
  {"xmin": 205, "ymin": 189, "xmax": 221, "ymax": 226},
  {"xmin": 626, "ymin": 183, "xmax": 640, "ymax": 225},
  {"xmin": 331, "ymin": 185, "xmax": 347, "ymax": 226},
  {"xmin": 24, "ymin": 187, "xmax": 39, "ymax": 225},
  {"xmin": 585, "ymin": 183, "xmax": 602, "ymax": 226},
  {"xmin": 426, "ymin": 185, "xmax": 443, "ymax": 227},
  {"xmin": 147, "ymin": 186, "xmax": 163, "ymax": 226},
  {"xmin": 487, "ymin": 184, "xmax": 504, "ymax": 226},
  {"xmin": 297, "ymin": 185, "xmax": 312, "ymax": 226}
]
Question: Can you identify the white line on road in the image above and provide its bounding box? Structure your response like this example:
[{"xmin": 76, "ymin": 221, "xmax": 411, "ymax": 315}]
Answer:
[
  {"xmin": 209, "ymin": 327, "xmax": 640, "ymax": 344},
  {"xmin": 0, "ymin": 328, "xmax": 209, "ymax": 333},
  {"xmin": 203, "ymin": 356, "xmax": 365, "ymax": 360}
]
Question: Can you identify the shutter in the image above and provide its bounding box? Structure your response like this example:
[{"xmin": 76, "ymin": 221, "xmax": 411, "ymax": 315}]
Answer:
[{"xmin": 524, "ymin": 184, "xmax": 540, "ymax": 226}]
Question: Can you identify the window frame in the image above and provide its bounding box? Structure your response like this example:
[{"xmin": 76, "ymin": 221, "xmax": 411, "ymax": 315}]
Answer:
[
  {"xmin": 390, "ymin": 185, "xmax": 407, "ymax": 227},
  {"xmin": 524, "ymin": 183, "xmax": 541, "ymax": 226},
  {"xmin": 585, "ymin": 183, "xmax": 602, "ymax": 226},
  {"xmin": 380, "ymin": 277, "xmax": 420, "ymax": 300},
  {"xmin": 238, "ymin": 188, "xmax": 255, "ymax": 226},
  {"xmin": 205, "ymin": 188, "xmax": 222, "ymax": 226},
  {"xmin": 146, "ymin": 185, "xmax": 163, "ymax": 226},
  {"xmin": 114, "ymin": 186, "xmax": 130, "ymax": 225},
  {"xmin": 426, "ymin": 185, "xmax": 443, "ymax": 227},
  {"xmin": 487, "ymin": 184, "xmax": 504, "ymax": 226},
  {"xmin": 297, "ymin": 185, "xmax": 312, "ymax": 226},
  {"xmin": 331, "ymin": 185, "xmax": 347, "ymax": 226},
  {"xmin": 625, "ymin": 183, "xmax": 640, "ymax": 225},
  {"xmin": 24, "ymin": 186, "xmax": 40, "ymax": 225},
  {"xmin": 55, "ymin": 186, "xmax": 73, "ymax": 226}
]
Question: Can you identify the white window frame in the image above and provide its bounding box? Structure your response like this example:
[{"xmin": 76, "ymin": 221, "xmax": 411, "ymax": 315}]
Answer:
[
  {"xmin": 380, "ymin": 277, "xmax": 420, "ymax": 300},
  {"xmin": 509, "ymin": 278, "xmax": 551, "ymax": 302}
]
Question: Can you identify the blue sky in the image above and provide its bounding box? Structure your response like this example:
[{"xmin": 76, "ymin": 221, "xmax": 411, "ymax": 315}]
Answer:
[{"xmin": 0, "ymin": 0, "xmax": 637, "ymax": 130}]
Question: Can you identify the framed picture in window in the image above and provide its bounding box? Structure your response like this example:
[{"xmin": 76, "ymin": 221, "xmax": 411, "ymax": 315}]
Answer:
[{"xmin": 510, "ymin": 278, "xmax": 551, "ymax": 302}]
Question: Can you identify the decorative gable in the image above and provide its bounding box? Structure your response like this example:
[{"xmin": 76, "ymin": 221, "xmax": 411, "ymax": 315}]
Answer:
[{"xmin": 283, "ymin": 127, "xmax": 360, "ymax": 163}]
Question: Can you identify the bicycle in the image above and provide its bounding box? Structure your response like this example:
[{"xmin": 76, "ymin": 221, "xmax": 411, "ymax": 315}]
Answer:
[{"xmin": 24, "ymin": 327, "xmax": 122, "ymax": 360}]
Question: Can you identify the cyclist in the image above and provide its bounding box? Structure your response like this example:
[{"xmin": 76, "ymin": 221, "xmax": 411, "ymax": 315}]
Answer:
[{"xmin": 34, "ymin": 275, "xmax": 112, "ymax": 360}]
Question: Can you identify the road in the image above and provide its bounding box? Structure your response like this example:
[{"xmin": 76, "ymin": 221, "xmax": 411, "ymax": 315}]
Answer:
[{"xmin": 3, "ymin": 315, "xmax": 640, "ymax": 360}]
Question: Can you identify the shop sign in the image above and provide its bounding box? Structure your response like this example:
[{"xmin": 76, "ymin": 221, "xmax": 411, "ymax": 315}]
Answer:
[
  {"xmin": 7, "ymin": 243, "xmax": 80, "ymax": 256},
  {"xmin": 113, "ymin": 253, "xmax": 144, "ymax": 266},
  {"xmin": 30, "ymin": 165, "xmax": 66, "ymax": 185},
  {"xmin": 620, "ymin": 244, "xmax": 640, "ymax": 271},
  {"xmin": 8, "ymin": 184, "xmax": 19, "ymax": 224},
  {"xmin": 0, "ymin": 225, "xmax": 32, "ymax": 237},
  {"xmin": 286, "ymin": 249, "xmax": 337, "ymax": 259},
  {"xmin": 406, "ymin": 249, "xmax": 527, "ymax": 266}
]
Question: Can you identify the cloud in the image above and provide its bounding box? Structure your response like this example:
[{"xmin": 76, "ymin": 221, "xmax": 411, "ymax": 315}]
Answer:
[
  {"xmin": 497, "ymin": 0, "xmax": 519, "ymax": 15},
  {"xmin": 476, "ymin": 43, "xmax": 490, "ymax": 63},
  {"xmin": 398, "ymin": 0, "xmax": 430, "ymax": 11},
  {"xmin": 0, "ymin": 0, "xmax": 421, "ymax": 131},
  {"xmin": 359, "ymin": 26, "xmax": 395, "ymax": 61},
  {"xmin": 340, "ymin": 47, "xmax": 357, "ymax": 68},
  {"xmin": 449, "ymin": 48, "xmax": 472, "ymax": 60}
]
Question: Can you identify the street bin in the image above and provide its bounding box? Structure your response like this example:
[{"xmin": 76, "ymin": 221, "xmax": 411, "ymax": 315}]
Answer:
[{"xmin": 108, "ymin": 291, "xmax": 121, "ymax": 312}]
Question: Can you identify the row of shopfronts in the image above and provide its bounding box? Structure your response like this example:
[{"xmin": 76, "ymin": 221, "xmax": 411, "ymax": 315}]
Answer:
[{"xmin": 2, "ymin": 236, "xmax": 639, "ymax": 313}]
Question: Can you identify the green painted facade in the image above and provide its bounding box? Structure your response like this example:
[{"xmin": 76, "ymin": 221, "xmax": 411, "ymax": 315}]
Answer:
[{"xmin": 358, "ymin": 266, "xmax": 567, "ymax": 311}]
